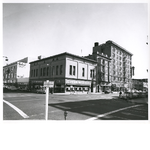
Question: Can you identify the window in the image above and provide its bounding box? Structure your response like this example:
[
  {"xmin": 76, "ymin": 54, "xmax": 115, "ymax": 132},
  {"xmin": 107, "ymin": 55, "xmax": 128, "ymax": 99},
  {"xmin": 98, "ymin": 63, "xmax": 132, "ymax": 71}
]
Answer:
[
  {"xmin": 34, "ymin": 69, "xmax": 35, "ymax": 77},
  {"xmin": 47, "ymin": 67, "xmax": 49, "ymax": 76},
  {"xmin": 56, "ymin": 66, "xmax": 59, "ymax": 75},
  {"xmin": 41, "ymin": 68, "xmax": 42, "ymax": 76},
  {"xmin": 70, "ymin": 65, "xmax": 72, "ymax": 75},
  {"xmin": 73, "ymin": 66, "xmax": 75, "ymax": 75},
  {"xmin": 31, "ymin": 70, "xmax": 33, "ymax": 77},
  {"xmin": 90, "ymin": 70, "xmax": 93, "ymax": 78},
  {"xmin": 60, "ymin": 65, "xmax": 63, "ymax": 75},
  {"xmin": 82, "ymin": 68, "xmax": 85, "ymax": 77},
  {"xmin": 52, "ymin": 66, "xmax": 54, "ymax": 76},
  {"xmin": 43, "ymin": 68, "xmax": 46, "ymax": 76},
  {"xmin": 36, "ymin": 69, "xmax": 38, "ymax": 77}
]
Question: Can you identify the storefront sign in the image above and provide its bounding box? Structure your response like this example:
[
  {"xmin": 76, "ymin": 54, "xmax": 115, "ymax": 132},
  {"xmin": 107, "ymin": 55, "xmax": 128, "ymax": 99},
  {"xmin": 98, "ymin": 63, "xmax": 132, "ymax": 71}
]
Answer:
[{"xmin": 66, "ymin": 79, "xmax": 91, "ymax": 86}]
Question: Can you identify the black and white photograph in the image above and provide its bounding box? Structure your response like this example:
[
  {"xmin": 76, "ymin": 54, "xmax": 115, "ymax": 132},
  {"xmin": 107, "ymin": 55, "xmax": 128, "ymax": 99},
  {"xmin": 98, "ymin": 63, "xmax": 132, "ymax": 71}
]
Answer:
[{"xmin": 1, "ymin": 0, "xmax": 150, "ymax": 150}]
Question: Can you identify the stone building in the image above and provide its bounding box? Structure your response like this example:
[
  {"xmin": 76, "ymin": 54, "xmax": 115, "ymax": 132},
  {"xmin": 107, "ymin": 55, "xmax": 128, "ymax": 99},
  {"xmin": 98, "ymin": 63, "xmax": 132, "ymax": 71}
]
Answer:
[{"xmin": 29, "ymin": 52, "xmax": 97, "ymax": 94}]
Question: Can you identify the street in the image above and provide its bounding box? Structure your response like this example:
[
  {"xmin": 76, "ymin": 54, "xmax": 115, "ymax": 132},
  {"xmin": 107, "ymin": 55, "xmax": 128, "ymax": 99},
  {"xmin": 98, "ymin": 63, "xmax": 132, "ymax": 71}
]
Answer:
[{"xmin": 3, "ymin": 92, "xmax": 148, "ymax": 120}]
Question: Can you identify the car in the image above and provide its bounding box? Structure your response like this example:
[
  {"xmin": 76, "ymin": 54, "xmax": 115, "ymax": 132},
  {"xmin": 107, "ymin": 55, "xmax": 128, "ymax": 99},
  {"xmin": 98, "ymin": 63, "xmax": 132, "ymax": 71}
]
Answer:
[
  {"xmin": 8, "ymin": 86, "xmax": 18, "ymax": 90},
  {"xmin": 105, "ymin": 90, "xmax": 111, "ymax": 94},
  {"xmin": 36, "ymin": 88, "xmax": 46, "ymax": 94}
]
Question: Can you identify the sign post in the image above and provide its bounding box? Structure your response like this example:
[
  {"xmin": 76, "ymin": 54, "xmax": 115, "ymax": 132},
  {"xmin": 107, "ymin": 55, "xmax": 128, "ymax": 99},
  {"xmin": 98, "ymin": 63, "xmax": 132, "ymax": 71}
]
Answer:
[{"xmin": 43, "ymin": 80, "xmax": 54, "ymax": 120}]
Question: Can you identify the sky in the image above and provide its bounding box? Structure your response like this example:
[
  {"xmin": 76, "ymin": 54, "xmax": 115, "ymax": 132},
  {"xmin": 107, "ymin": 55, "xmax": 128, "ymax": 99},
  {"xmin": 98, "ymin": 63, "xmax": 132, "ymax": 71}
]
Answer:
[{"xmin": 2, "ymin": 2, "xmax": 149, "ymax": 79}]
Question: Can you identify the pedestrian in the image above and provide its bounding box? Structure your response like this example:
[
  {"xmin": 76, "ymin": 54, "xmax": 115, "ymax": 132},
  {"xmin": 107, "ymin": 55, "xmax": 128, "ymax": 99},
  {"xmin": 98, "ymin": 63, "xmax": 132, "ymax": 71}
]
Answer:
[{"xmin": 119, "ymin": 90, "xmax": 122, "ymax": 98}]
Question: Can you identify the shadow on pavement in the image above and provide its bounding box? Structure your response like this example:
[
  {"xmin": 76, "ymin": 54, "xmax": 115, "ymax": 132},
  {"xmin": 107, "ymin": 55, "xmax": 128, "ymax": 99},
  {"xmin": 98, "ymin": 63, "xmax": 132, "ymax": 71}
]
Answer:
[{"xmin": 48, "ymin": 98, "xmax": 135, "ymax": 119}]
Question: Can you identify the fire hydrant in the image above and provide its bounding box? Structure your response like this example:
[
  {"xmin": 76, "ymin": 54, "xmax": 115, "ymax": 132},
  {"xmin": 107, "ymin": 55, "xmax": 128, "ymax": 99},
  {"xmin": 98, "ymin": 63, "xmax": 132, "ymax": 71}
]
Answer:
[{"xmin": 64, "ymin": 111, "xmax": 68, "ymax": 120}]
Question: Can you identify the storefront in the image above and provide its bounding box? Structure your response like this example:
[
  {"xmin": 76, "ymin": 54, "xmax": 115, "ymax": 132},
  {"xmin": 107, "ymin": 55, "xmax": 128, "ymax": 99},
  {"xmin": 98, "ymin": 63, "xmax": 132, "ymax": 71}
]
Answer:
[
  {"xmin": 100, "ymin": 82, "xmax": 111, "ymax": 92},
  {"xmin": 65, "ymin": 79, "xmax": 96, "ymax": 94},
  {"xmin": 17, "ymin": 78, "xmax": 29, "ymax": 90}
]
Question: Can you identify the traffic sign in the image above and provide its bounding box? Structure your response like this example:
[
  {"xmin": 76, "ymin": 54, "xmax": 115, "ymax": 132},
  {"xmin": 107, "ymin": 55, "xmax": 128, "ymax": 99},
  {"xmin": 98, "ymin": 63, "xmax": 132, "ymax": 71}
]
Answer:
[{"xmin": 44, "ymin": 80, "xmax": 54, "ymax": 88}]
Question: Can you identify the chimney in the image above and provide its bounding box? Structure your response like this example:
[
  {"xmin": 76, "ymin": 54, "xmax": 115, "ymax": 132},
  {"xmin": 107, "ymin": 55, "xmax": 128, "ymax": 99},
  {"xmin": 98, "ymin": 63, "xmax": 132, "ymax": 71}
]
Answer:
[{"xmin": 94, "ymin": 42, "xmax": 99, "ymax": 47}]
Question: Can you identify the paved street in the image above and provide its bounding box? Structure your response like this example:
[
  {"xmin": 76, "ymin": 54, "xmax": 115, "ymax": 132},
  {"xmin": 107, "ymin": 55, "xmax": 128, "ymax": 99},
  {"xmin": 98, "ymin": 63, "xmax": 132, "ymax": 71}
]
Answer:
[{"xmin": 3, "ymin": 92, "xmax": 148, "ymax": 120}]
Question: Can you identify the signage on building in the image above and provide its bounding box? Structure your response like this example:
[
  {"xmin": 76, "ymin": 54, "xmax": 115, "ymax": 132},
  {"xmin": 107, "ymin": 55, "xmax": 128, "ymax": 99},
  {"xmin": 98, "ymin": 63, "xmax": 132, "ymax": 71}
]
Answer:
[
  {"xmin": 65, "ymin": 79, "xmax": 91, "ymax": 86},
  {"xmin": 143, "ymin": 82, "xmax": 148, "ymax": 88}
]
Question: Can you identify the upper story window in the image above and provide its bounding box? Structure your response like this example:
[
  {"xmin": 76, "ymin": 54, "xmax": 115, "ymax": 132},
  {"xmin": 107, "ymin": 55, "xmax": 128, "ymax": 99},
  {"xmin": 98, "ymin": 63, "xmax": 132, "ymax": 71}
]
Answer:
[
  {"xmin": 56, "ymin": 66, "xmax": 59, "ymax": 75},
  {"xmin": 69, "ymin": 65, "xmax": 72, "ymax": 75},
  {"xmin": 40, "ymin": 68, "xmax": 42, "ymax": 76},
  {"xmin": 73, "ymin": 66, "xmax": 75, "ymax": 75},
  {"xmin": 43, "ymin": 68, "xmax": 46, "ymax": 76},
  {"xmin": 52, "ymin": 66, "xmax": 55, "ymax": 76},
  {"xmin": 82, "ymin": 68, "xmax": 85, "ymax": 77},
  {"xmin": 47, "ymin": 67, "xmax": 49, "ymax": 76},
  {"xmin": 90, "ymin": 69, "xmax": 94, "ymax": 78},
  {"xmin": 60, "ymin": 65, "xmax": 63, "ymax": 75},
  {"xmin": 36, "ymin": 69, "xmax": 38, "ymax": 77}
]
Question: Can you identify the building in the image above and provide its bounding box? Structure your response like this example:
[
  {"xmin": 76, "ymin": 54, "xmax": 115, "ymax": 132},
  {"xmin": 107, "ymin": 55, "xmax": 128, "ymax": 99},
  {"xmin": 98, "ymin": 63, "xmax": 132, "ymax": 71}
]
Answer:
[
  {"xmin": 29, "ymin": 52, "xmax": 97, "ymax": 94},
  {"xmin": 85, "ymin": 44, "xmax": 111, "ymax": 93},
  {"xmin": 85, "ymin": 40, "xmax": 133, "ymax": 92},
  {"xmin": 3, "ymin": 57, "xmax": 35, "ymax": 89},
  {"xmin": 132, "ymin": 78, "xmax": 148, "ymax": 91}
]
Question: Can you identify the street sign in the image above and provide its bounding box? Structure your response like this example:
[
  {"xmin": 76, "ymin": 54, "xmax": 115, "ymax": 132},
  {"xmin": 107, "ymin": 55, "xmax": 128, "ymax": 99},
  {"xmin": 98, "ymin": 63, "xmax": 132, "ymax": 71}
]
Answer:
[
  {"xmin": 44, "ymin": 80, "xmax": 54, "ymax": 120},
  {"xmin": 44, "ymin": 81, "xmax": 54, "ymax": 88}
]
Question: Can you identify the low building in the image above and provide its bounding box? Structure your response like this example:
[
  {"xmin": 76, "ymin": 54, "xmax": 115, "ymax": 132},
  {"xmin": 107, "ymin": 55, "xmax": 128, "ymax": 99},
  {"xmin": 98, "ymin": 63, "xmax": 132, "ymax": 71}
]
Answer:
[
  {"xmin": 29, "ymin": 52, "xmax": 97, "ymax": 94},
  {"xmin": 132, "ymin": 78, "xmax": 148, "ymax": 91},
  {"xmin": 3, "ymin": 57, "xmax": 35, "ymax": 89}
]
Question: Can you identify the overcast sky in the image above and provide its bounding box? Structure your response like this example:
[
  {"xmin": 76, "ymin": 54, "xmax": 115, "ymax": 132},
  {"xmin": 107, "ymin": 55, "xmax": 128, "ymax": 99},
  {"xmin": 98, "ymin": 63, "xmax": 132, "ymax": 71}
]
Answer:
[{"xmin": 3, "ymin": 2, "xmax": 149, "ymax": 79}]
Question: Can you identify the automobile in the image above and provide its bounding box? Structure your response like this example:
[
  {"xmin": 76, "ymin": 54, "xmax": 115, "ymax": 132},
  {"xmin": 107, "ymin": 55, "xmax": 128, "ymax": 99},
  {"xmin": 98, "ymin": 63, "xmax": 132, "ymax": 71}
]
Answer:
[
  {"xmin": 105, "ymin": 90, "xmax": 111, "ymax": 94},
  {"xmin": 36, "ymin": 88, "xmax": 46, "ymax": 94},
  {"xmin": 8, "ymin": 86, "xmax": 18, "ymax": 90}
]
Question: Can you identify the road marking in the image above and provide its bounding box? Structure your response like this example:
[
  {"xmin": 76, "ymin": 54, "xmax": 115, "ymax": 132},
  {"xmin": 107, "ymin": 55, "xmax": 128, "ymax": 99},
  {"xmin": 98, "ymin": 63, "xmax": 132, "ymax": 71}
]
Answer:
[
  {"xmin": 86, "ymin": 104, "xmax": 143, "ymax": 120},
  {"xmin": 3, "ymin": 99, "xmax": 29, "ymax": 119}
]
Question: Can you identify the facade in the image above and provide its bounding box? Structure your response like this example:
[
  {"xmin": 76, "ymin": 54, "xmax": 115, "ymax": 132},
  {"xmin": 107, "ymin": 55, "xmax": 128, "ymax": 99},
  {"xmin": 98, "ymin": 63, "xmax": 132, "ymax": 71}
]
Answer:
[
  {"xmin": 85, "ymin": 47, "xmax": 111, "ymax": 93},
  {"xmin": 3, "ymin": 57, "xmax": 35, "ymax": 89},
  {"xmin": 132, "ymin": 78, "xmax": 148, "ymax": 91},
  {"xmin": 29, "ymin": 52, "xmax": 97, "ymax": 94},
  {"xmin": 86, "ymin": 40, "xmax": 133, "ymax": 92}
]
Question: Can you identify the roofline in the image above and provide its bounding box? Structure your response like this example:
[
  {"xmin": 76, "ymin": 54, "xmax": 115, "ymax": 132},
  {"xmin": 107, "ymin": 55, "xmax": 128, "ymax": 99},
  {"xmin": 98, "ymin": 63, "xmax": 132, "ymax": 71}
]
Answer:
[
  {"xmin": 106, "ymin": 40, "xmax": 133, "ymax": 56},
  {"xmin": 30, "ymin": 52, "xmax": 97, "ymax": 64},
  {"xmin": 3, "ymin": 57, "xmax": 28, "ymax": 68}
]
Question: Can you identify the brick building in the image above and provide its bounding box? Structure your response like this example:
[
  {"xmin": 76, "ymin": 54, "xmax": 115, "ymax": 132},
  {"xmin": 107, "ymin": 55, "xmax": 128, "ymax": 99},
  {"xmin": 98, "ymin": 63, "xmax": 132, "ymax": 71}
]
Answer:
[
  {"xmin": 85, "ymin": 40, "xmax": 133, "ymax": 92},
  {"xmin": 3, "ymin": 57, "xmax": 35, "ymax": 89}
]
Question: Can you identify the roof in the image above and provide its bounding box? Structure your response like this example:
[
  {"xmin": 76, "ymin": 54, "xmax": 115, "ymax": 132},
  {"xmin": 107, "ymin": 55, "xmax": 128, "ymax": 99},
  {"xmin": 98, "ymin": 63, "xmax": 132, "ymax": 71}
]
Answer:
[
  {"xmin": 3, "ymin": 57, "xmax": 28, "ymax": 68},
  {"xmin": 106, "ymin": 40, "xmax": 133, "ymax": 56},
  {"xmin": 30, "ymin": 52, "xmax": 97, "ymax": 64}
]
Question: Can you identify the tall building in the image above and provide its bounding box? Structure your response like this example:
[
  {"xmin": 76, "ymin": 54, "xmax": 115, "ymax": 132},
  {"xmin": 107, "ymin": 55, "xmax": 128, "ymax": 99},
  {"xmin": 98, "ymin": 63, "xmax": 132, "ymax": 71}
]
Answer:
[
  {"xmin": 86, "ymin": 40, "xmax": 133, "ymax": 92},
  {"xmin": 29, "ymin": 52, "xmax": 97, "ymax": 94},
  {"xmin": 85, "ymin": 44, "xmax": 111, "ymax": 92},
  {"xmin": 3, "ymin": 57, "xmax": 35, "ymax": 89}
]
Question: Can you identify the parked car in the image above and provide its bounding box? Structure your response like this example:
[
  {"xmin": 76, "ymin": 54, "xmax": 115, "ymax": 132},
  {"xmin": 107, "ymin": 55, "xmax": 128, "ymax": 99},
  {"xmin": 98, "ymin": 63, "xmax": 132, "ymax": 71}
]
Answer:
[
  {"xmin": 8, "ymin": 86, "xmax": 18, "ymax": 90},
  {"xmin": 36, "ymin": 88, "xmax": 46, "ymax": 94},
  {"xmin": 105, "ymin": 90, "xmax": 111, "ymax": 94}
]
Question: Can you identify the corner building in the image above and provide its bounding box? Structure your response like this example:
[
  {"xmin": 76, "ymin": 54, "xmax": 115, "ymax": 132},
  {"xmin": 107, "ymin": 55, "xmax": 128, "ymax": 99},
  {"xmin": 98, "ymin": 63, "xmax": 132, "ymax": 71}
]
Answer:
[{"xmin": 29, "ymin": 52, "xmax": 97, "ymax": 94}]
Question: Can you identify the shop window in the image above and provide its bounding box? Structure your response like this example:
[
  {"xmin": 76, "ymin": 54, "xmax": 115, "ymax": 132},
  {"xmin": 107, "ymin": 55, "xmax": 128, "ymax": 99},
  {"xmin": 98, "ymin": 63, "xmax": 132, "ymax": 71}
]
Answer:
[{"xmin": 79, "ymin": 87, "xmax": 82, "ymax": 91}]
